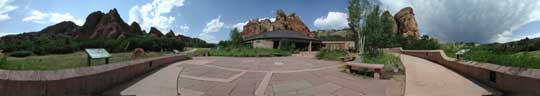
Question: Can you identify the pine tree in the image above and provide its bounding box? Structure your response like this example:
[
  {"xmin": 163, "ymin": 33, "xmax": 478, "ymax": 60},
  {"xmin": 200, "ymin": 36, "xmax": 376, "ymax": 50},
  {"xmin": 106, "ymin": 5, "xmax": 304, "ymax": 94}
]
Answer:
[{"xmin": 229, "ymin": 28, "xmax": 244, "ymax": 48}]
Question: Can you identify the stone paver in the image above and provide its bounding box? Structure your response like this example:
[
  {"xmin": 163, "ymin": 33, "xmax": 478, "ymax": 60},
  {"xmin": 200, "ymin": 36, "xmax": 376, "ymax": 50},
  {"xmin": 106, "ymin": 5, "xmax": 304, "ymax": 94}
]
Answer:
[
  {"xmin": 105, "ymin": 56, "xmax": 389, "ymax": 96},
  {"xmin": 400, "ymin": 54, "xmax": 492, "ymax": 96}
]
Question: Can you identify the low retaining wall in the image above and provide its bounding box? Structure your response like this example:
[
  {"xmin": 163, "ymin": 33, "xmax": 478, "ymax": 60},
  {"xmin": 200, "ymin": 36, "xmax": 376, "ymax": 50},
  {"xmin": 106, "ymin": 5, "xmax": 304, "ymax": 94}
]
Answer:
[
  {"xmin": 0, "ymin": 55, "xmax": 190, "ymax": 96},
  {"xmin": 388, "ymin": 48, "xmax": 540, "ymax": 95}
]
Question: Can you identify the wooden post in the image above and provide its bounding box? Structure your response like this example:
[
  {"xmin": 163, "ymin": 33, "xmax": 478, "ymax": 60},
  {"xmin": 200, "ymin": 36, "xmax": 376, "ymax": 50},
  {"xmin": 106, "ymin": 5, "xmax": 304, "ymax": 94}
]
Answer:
[
  {"xmin": 87, "ymin": 54, "xmax": 91, "ymax": 66},
  {"xmin": 308, "ymin": 41, "xmax": 312, "ymax": 52}
]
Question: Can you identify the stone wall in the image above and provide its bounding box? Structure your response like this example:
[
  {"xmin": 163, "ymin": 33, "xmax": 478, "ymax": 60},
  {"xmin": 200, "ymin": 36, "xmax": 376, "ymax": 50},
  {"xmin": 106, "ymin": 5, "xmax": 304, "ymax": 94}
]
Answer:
[
  {"xmin": 252, "ymin": 40, "xmax": 274, "ymax": 49},
  {"xmin": 0, "ymin": 55, "xmax": 190, "ymax": 96},
  {"xmin": 388, "ymin": 48, "xmax": 540, "ymax": 95}
]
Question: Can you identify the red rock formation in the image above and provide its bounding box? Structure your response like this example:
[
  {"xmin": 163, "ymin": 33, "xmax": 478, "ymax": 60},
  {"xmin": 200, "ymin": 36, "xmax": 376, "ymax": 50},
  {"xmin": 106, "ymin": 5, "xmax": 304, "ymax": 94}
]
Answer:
[
  {"xmin": 0, "ymin": 8, "xmax": 206, "ymax": 44},
  {"xmin": 90, "ymin": 9, "xmax": 131, "ymax": 39},
  {"xmin": 165, "ymin": 30, "xmax": 176, "ymax": 38},
  {"xmin": 286, "ymin": 12, "xmax": 311, "ymax": 36},
  {"xmin": 149, "ymin": 27, "xmax": 163, "ymax": 38},
  {"xmin": 240, "ymin": 9, "xmax": 312, "ymax": 38},
  {"xmin": 129, "ymin": 22, "xmax": 144, "ymax": 35},
  {"xmin": 394, "ymin": 7, "xmax": 420, "ymax": 38},
  {"xmin": 240, "ymin": 19, "xmax": 261, "ymax": 37}
]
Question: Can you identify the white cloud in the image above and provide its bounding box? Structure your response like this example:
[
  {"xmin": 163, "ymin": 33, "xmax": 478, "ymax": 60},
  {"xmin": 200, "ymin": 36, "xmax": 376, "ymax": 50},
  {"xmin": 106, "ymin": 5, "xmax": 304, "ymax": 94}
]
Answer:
[
  {"xmin": 0, "ymin": 32, "xmax": 17, "ymax": 37},
  {"xmin": 232, "ymin": 22, "xmax": 247, "ymax": 31},
  {"xmin": 199, "ymin": 16, "xmax": 224, "ymax": 43},
  {"xmin": 314, "ymin": 12, "xmax": 348, "ymax": 30},
  {"xmin": 202, "ymin": 16, "xmax": 224, "ymax": 33},
  {"xmin": 22, "ymin": 10, "xmax": 83, "ymax": 25},
  {"xmin": 380, "ymin": 0, "xmax": 540, "ymax": 43},
  {"xmin": 176, "ymin": 24, "xmax": 189, "ymax": 35},
  {"xmin": 0, "ymin": 0, "xmax": 18, "ymax": 21},
  {"xmin": 495, "ymin": 30, "xmax": 514, "ymax": 43},
  {"xmin": 129, "ymin": 0, "xmax": 185, "ymax": 32}
]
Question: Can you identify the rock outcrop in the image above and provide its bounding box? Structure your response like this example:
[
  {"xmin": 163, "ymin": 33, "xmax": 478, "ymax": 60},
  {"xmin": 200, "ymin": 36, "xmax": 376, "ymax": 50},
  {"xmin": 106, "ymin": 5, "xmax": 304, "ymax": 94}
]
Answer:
[
  {"xmin": 240, "ymin": 9, "xmax": 312, "ymax": 38},
  {"xmin": 129, "ymin": 22, "xmax": 144, "ymax": 35},
  {"xmin": 394, "ymin": 7, "xmax": 420, "ymax": 38},
  {"xmin": 0, "ymin": 8, "xmax": 207, "ymax": 45},
  {"xmin": 0, "ymin": 21, "xmax": 79, "ymax": 42},
  {"xmin": 87, "ymin": 9, "xmax": 131, "ymax": 39},
  {"xmin": 382, "ymin": 11, "xmax": 398, "ymax": 33},
  {"xmin": 41, "ymin": 21, "xmax": 80, "ymax": 34},
  {"xmin": 165, "ymin": 30, "xmax": 176, "ymax": 38},
  {"xmin": 148, "ymin": 27, "xmax": 163, "ymax": 38}
]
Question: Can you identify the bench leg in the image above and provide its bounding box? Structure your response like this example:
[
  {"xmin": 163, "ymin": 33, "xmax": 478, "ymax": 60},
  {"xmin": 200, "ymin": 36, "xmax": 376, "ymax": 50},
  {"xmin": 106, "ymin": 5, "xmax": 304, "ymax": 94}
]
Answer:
[
  {"xmin": 345, "ymin": 65, "xmax": 352, "ymax": 73},
  {"xmin": 373, "ymin": 69, "xmax": 383, "ymax": 80}
]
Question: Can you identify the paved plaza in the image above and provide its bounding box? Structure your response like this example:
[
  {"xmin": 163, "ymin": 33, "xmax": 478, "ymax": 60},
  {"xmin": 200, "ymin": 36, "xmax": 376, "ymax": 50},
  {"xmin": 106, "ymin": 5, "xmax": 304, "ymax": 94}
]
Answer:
[
  {"xmin": 105, "ymin": 56, "xmax": 391, "ymax": 96},
  {"xmin": 400, "ymin": 54, "xmax": 493, "ymax": 96},
  {"xmin": 104, "ymin": 54, "xmax": 494, "ymax": 96}
]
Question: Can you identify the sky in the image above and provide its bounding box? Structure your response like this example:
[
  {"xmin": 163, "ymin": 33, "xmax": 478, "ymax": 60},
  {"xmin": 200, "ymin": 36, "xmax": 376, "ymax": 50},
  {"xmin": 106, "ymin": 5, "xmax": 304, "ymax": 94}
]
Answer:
[{"xmin": 0, "ymin": 0, "xmax": 539, "ymax": 43}]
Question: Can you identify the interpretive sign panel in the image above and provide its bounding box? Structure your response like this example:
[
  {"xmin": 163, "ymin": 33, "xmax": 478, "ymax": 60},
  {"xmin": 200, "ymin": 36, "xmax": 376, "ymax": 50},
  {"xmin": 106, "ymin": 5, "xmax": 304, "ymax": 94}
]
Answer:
[
  {"xmin": 85, "ymin": 48, "xmax": 111, "ymax": 59},
  {"xmin": 84, "ymin": 48, "xmax": 112, "ymax": 66}
]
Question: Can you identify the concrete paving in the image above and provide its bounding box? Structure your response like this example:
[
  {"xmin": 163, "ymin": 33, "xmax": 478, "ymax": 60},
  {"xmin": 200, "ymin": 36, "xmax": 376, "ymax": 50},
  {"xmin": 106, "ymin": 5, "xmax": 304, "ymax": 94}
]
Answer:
[
  {"xmin": 400, "ymin": 54, "xmax": 492, "ymax": 96},
  {"xmin": 120, "ymin": 62, "xmax": 185, "ymax": 96},
  {"xmin": 104, "ymin": 56, "xmax": 390, "ymax": 96}
]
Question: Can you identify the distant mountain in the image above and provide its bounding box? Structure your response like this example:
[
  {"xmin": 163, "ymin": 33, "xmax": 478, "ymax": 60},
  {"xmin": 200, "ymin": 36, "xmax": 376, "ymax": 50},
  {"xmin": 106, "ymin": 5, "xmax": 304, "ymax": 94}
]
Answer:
[{"xmin": 0, "ymin": 8, "xmax": 204, "ymax": 44}]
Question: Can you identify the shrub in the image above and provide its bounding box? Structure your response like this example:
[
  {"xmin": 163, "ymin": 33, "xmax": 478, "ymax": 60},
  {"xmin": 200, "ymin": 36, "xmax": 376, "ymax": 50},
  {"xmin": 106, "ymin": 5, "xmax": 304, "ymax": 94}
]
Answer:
[
  {"xmin": 316, "ymin": 49, "xmax": 348, "ymax": 60},
  {"xmin": 9, "ymin": 51, "xmax": 32, "ymax": 57},
  {"xmin": 77, "ymin": 36, "xmax": 185, "ymax": 53},
  {"xmin": 0, "ymin": 55, "xmax": 6, "ymax": 65},
  {"xmin": 461, "ymin": 49, "xmax": 540, "ymax": 69},
  {"xmin": 402, "ymin": 35, "xmax": 440, "ymax": 50},
  {"xmin": 441, "ymin": 43, "xmax": 540, "ymax": 69},
  {"xmin": 209, "ymin": 48, "xmax": 289, "ymax": 57},
  {"xmin": 362, "ymin": 52, "xmax": 402, "ymax": 71}
]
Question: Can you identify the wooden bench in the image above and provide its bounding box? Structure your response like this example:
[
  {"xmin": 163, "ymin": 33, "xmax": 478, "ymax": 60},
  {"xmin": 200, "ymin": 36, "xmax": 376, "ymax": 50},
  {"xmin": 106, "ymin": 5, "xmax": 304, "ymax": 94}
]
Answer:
[
  {"xmin": 339, "ymin": 53, "xmax": 356, "ymax": 62},
  {"xmin": 345, "ymin": 62, "xmax": 385, "ymax": 79}
]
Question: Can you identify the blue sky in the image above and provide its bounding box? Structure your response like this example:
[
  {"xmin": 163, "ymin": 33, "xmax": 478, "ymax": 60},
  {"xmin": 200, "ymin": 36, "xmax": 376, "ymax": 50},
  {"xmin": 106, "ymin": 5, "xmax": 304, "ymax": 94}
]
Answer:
[
  {"xmin": 0, "ymin": 0, "xmax": 348, "ymax": 43},
  {"xmin": 1, "ymin": 0, "xmax": 540, "ymax": 43}
]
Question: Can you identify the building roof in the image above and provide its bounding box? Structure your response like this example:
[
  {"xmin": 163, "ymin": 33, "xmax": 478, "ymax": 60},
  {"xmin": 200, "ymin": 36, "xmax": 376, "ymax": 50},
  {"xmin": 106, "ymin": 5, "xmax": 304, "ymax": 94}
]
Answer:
[{"xmin": 244, "ymin": 30, "xmax": 319, "ymax": 42}]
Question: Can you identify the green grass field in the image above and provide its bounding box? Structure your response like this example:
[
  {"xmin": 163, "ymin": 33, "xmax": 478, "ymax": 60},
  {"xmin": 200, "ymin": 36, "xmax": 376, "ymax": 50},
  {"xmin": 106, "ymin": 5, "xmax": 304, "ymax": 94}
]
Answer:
[
  {"xmin": 441, "ymin": 44, "xmax": 540, "ymax": 69},
  {"xmin": 1, "ymin": 51, "xmax": 163, "ymax": 70}
]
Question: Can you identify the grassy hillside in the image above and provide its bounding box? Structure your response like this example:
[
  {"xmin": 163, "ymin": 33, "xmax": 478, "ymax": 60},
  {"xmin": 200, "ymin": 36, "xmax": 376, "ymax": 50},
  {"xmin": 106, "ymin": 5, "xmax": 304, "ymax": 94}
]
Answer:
[
  {"xmin": 441, "ymin": 43, "xmax": 540, "ymax": 69},
  {"xmin": 1, "ymin": 51, "xmax": 162, "ymax": 70}
]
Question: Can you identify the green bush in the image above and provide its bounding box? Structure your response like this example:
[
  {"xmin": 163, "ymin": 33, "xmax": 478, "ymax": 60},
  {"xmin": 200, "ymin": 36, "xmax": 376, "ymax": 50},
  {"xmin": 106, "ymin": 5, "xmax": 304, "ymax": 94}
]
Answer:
[
  {"xmin": 316, "ymin": 49, "xmax": 348, "ymax": 60},
  {"xmin": 441, "ymin": 43, "xmax": 540, "ymax": 69},
  {"xmin": 402, "ymin": 35, "xmax": 440, "ymax": 50},
  {"xmin": 0, "ymin": 55, "xmax": 6, "ymax": 65},
  {"xmin": 9, "ymin": 51, "xmax": 32, "ymax": 57},
  {"xmin": 362, "ymin": 52, "xmax": 402, "ymax": 71},
  {"xmin": 78, "ymin": 36, "xmax": 185, "ymax": 53},
  {"xmin": 461, "ymin": 49, "xmax": 540, "ymax": 69}
]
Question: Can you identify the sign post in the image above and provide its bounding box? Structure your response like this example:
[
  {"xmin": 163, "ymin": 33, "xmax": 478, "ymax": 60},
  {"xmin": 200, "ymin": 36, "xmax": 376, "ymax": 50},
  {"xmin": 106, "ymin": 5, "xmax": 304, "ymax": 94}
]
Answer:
[{"xmin": 84, "ymin": 48, "xmax": 112, "ymax": 66}]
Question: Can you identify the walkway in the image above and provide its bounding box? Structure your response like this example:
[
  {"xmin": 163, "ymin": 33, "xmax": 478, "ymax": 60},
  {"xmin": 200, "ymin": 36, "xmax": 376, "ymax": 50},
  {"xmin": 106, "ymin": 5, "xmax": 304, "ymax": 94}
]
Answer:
[
  {"xmin": 104, "ymin": 56, "xmax": 391, "ymax": 96},
  {"xmin": 400, "ymin": 54, "xmax": 492, "ymax": 96}
]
